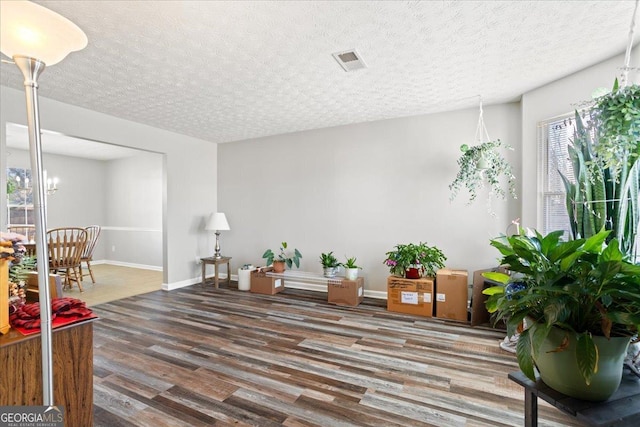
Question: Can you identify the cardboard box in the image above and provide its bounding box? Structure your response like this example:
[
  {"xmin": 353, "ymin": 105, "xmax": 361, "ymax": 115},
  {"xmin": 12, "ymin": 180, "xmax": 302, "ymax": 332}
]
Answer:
[
  {"xmin": 25, "ymin": 271, "xmax": 63, "ymax": 303},
  {"xmin": 250, "ymin": 268, "xmax": 284, "ymax": 295},
  {"xmin": 386, "ymin": 276, "xmax": 433, "ymax": 317},
  {"xmin": 435, "ymin": 269, "xmax": 469, "ymax": 322},
  {"xmin": 328, "ymin": 277, "xmax": 364, "ymax": 306},
  {"xmin": 470, "ymin": 267, "xmax": 508, "ymax": 327}
]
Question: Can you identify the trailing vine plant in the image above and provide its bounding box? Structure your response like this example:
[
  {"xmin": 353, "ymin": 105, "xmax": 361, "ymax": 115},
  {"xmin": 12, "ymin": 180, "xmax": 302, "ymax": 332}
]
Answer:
[
  {"xmin": 591, "ymin": 80, "xmax": 640, "ymax": 180},
  {"xmin": 449, "ymin": 98, "xmax": 517, "ymax": 216},
  {"xmin": 449, "ymin": 140, "xmax": 516, "ymax": 205}
]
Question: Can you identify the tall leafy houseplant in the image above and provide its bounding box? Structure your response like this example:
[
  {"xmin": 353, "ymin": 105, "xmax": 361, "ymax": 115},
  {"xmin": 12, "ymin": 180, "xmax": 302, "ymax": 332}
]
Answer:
[
  {"xmin": 449, "ymin": 140, "xmax": 516, "ymax": 207},
  {"xmin": 482, "ymin": 228, "xmax": 640, "ymax": 400},
  {"xmin": 561, "ymin": 81, "xmax": 640, "ymax": 259}
]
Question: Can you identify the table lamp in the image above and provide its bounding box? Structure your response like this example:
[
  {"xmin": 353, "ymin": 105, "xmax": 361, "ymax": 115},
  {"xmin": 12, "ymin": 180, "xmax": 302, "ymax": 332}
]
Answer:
[{"xmin": 206, "ymin": 212, "xmax": 230, "ymax": 258}]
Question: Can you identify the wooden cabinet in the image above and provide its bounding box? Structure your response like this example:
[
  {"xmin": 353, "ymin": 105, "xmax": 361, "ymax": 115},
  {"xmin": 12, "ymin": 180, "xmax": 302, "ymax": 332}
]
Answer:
[{"xmin": 0, "ymin": 321, "xmax": 94, "ymax": 427}]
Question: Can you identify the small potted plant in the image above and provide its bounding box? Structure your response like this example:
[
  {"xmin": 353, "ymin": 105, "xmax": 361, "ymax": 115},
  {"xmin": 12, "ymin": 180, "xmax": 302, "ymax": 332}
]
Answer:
[
  {"xmin": 262, "ymin": 242, "xmax": 302, "ymax": 273},
  {"xmin": 319, "ymin": 252, "xmax": 340, "ymax": 278},
  {"xmin": 482, "ymin": 227, "xmax": 640, "ymax": 401},
  {"xmin": 383, "ymin": 242, "xmax": 446, "ymax": 279},
  {"xmin": 449, "ymin": 139, "xmax": 516, "ymax": 209},
  {"xmin": 341, "ymin": 256, "xmax": 361, "ymax": 280}
]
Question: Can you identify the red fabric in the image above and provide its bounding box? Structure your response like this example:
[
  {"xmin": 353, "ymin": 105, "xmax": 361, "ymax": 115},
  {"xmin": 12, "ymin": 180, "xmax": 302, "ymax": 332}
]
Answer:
[{"xmin": 10, "ymin": 297, "xmax": 97, "ymax": 336}]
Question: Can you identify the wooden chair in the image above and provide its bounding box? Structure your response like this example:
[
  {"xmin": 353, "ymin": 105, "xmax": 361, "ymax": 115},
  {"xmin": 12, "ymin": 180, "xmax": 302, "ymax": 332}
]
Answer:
[
  {"xmin": 79, "ymin": 225, "xmax": 101, "ymax": 284},
  {"xmin": 47, "ymin": 227, "xmax": 87, "ymax": 292}
]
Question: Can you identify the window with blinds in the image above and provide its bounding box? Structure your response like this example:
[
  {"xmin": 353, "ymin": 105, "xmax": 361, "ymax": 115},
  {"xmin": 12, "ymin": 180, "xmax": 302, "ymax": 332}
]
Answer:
[{"xmin": 539, "ymin": 115, "xmax": 577, "ymax": 239}]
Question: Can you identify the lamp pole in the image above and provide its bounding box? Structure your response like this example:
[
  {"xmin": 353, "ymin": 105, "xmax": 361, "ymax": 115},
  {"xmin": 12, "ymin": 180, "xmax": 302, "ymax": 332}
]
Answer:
[
  {"xmin": 2, "ymin": 0, "xmax": 88, "ymax": 409},
  {"xmin": 13, "ymin": 55, "xmax": 55, "ymax": 404}
]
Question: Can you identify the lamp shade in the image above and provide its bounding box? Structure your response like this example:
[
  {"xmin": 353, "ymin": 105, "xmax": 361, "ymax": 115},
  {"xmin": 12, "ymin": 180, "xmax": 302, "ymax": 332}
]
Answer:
[
  {"xmin": 206, "ymin": 213, "xmax": 230, "ymax": 231},
  {"xmin": 0, "ymin": 1, "xmax": 88, "ymax": 66}
]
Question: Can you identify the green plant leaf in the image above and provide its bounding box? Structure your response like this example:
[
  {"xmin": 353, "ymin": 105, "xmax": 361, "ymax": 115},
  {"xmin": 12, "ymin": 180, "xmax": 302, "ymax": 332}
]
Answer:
[
  {"xmin": 576, "ymin": 333, "xmax": 598, "ymax": 386},
  {"xmin": 530, "ymin": 323, "xmax": 552, "ymax": 358},
  {"xmin": 482, "ymin": 285, "xmax": 505, "ymax": 296},
  {"xmin": 548, "ymin": 239, "xmax": 584, "ymax": 263},
  {"xmin": 600, "ymin": 239, "xmax": 623, "ymax": 262},
  {"xmin": 516, "ymin": 329, "xmax": 536, "ymax": 381},
  {"xmin": 481, "ymin": 272, "xmax": 510, "ymax": 284},
  {"xmin": 559, "ymin": 251, "xmax": 582, "ymax": 271},
  {"xmin": 582, "ymin": 229, "xmax": 610, "ymax": 253},
  {"xmin": 544, "ymin": 303, "xmax": 563, "ymax": 326},
  {"xmin": 484, "ymin": 295, "xmax": 501, "ymax": 313}
]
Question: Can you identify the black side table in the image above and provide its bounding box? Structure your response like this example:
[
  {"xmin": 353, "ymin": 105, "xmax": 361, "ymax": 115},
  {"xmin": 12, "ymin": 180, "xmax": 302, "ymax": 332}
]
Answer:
[{"xmin": 508, "ymin": 369, "xmax": 640, "ymax": 427}]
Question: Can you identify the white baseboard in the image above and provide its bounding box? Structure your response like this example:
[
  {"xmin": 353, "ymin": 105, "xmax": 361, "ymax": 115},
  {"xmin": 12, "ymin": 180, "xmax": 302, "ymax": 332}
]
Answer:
[
  {"xmin": 93, "ymin": 256, "xmax": 390, "ymax": 298},
  {"xmin": 96, "ymin": 259, "xmax": 162, "ymax": 272},
  {"xmin": 163, "ymin": 277, "xmax": 200, "ymax": 291},
  {"xmin": 164, "ymin": 272, "xmax": 388, "ymax": 299},
  {"xmin": 229, "ymin": 275, "xmax": 388, "ymax": 300}
]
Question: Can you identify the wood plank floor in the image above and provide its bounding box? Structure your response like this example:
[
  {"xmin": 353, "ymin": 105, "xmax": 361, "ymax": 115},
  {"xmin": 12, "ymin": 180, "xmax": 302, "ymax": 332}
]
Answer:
[{"xmin": 92, "ymin": 283, "xmax": 580, "ymax": 426}]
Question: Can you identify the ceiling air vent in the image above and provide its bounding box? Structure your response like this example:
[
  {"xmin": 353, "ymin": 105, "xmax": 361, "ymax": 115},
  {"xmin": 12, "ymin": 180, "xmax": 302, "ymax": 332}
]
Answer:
[{"xmin": 332, "ymin": 49, "xmax": 366, "ymax": 72}]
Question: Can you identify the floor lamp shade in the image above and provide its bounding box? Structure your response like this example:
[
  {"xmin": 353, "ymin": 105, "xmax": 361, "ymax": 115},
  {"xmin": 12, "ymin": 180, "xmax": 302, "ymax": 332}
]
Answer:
[
  {"xmin": 206, "ymin": 213, "xmax": 230, "ymax": 258},
  {"xmin": 0, "ymin": 0, "xmax": 88, "ymax": 65}
]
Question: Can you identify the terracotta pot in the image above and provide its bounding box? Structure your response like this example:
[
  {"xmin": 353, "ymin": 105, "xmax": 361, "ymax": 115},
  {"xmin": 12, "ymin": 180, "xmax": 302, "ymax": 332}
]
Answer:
[{"xmin": 273, "ymin": 260, "xmax": 286, "ymax": 273}]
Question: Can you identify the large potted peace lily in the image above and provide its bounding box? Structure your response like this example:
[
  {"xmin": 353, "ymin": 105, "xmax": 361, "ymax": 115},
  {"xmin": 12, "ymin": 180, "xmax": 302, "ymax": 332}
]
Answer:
[{"xmin": 483, "ymin": 228, "xmax": 640, "ymax": 401}]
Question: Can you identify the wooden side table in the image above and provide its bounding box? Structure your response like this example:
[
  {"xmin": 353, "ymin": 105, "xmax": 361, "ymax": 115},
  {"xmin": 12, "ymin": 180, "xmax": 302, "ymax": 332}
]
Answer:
[{"xmin": 200, "ymin": 256, "xmax": 231, "ymax": 288}]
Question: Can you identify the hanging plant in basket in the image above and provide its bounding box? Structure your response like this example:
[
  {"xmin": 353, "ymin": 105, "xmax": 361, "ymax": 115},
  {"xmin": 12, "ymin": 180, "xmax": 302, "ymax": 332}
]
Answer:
[
  {"xmin": 448, "ymin": 98, "xmax": 516, "ymax": 214},
  {"xmin": 449, "ymin": 139, "xmax": 516, "ymax": 204}
]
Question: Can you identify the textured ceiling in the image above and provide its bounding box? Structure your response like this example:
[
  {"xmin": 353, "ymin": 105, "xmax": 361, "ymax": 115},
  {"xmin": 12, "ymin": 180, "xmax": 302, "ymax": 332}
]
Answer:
[
  {"xmin": 0, "ymin": 0, "xmax": 637, "ymax": 146},
  {"xmin": 5, "ymin": 123, "xmax": 147, "ymax": 160}
]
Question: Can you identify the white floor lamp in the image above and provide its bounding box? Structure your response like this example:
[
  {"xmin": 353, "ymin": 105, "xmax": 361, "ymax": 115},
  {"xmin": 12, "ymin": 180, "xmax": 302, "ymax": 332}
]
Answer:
[{"xmin": 1, "ymin": 1, "xmax": 87, "ymax": 407}]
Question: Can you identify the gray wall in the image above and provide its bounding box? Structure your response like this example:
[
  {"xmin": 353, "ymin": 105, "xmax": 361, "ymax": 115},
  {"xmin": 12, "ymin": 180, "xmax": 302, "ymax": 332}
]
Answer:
[
  {"xmin": 1, "ymin": 86, "xmax": 218, "ymax": 289},
  {"xmin": 2, "ymin": 46, "xmax": 636, "ymax": 293},
  {"xmin": 219, "ymin": 103, "xmax": 522, "ymax": 294},
  {"xmin": 520, "ymin": 45, "xmax": 639, "ymax": 229},
  {"xmin": 103, "ymin": 153, "xmax": 163, "ymax": 267},
  {"xmin": 5, "ymin": 148, "xmax": 106, "ymax": 232},
  {"xmin": 5, "ymin": 147, "xmax": 163, "ymax": 268}
]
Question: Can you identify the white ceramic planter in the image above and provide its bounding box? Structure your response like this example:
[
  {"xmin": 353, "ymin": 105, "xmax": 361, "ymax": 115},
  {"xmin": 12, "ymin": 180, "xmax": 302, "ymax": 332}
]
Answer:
[{"xmin": 344, "ymin": 268, "xmax": 359, "ymax": 280}]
